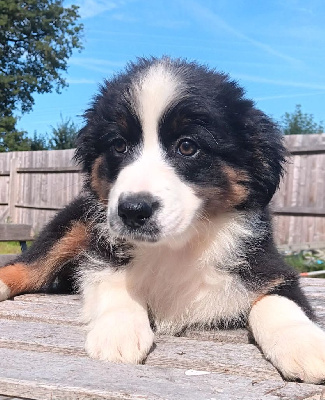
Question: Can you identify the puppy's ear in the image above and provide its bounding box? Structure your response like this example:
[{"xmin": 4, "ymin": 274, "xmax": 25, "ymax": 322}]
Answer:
[
  {"xmin": 74, "ymin": 124, "xmax": 93, "ymax": 173},
  {"xmin": 74, "ymin": 104, "xmax": 101, "ymax": 173},
  {"xmin": 246, "ymin": 112, "xmax": 287, "ymax": 207}
]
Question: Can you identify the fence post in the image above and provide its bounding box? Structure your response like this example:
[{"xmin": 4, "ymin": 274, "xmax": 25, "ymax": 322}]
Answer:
[{"xmin": 8, "ymin": 157, "xmax": 19, "ymax": 223}]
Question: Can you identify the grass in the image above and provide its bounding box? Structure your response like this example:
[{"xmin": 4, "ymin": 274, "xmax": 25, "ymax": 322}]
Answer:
[
  {"xmin": 0, "ymin": 241, "xmax": 33, "ymax": 254},
  {"xmin": 283, "ymin": 249, "xmax": 325, "ymax": 278}
]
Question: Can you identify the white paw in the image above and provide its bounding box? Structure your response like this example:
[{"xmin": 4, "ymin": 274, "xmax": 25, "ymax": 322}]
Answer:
[
  {"xmin": 266, "ymin": 322, "xmax": 325, "ymax": 383},
  {"xmin": 85, "ymin": 310, "xmax": 154, "ymax": 363},
  {"xmin": 0, "ymin": 280, "xmax": 10, "ymax": 301}
]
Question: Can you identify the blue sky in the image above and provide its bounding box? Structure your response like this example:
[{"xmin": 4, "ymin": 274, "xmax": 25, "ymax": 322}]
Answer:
[{"xmin": 17, "ymin": 0, "xmax": 325, "ymax": 135}]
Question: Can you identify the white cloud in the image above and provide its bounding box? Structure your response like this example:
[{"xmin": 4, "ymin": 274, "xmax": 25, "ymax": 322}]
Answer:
[
  {"xmin": 255, "ymin": 91, "xmax": 325, "ymax": 101},
  {"xmin": 69, "ymin": 57, "xmax": 125, "ymax": 74},
  {"xmin": 70, "ymin": 57, "xmax": 125, "ymax": 67},
  {"xmin": 66, "ymin": 78, "xmax": 97, "ymax": 84},
  {"xmin": 73, "ymin": 0, "xmax": 118, "ymax": 19},
  {"xmin": 234, "ymin": 74, "xmax": 325, "ymax": 90},
  {"xmin": 183, "ymin": 1, "xmax": 303, "ymax": 67}
]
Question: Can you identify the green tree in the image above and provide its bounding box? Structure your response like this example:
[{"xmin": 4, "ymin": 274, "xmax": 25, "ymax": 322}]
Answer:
[
  {"xmin": 0, "ymin": 0, "xmax": 83, "ymax": 149},
  {"xmin": 281, "ymin": 105, "xmax": 324, "ymax": 135},
  {"xmin": 28, "ymin": 131, "xmax": 49, "ymax": 151},
  {"xmin": 0, "ymin": 115, "xmax": 30, "ymax": 151},
  {"xmin": 48, "ymin": 116, "xmax": 78, "ymax": 149}
]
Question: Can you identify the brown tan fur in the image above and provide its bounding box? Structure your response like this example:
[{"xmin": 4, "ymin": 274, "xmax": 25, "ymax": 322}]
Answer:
[
  {"xmin": 90, "ymin": 156, "xmax": 111, "ymax": 203},
  {"xmin": 252, "ymin": 277, "xmax": 286, "ymax": 306},
  {"xmin": 194, "ymin": 166, "xmax": 250, "ymax": 217},
  {"xmin": 0, "ymin": 263, "xmax": 32, "ymax": 296},
  {"xmin": 0, "ymin": 222, "xmax": 88, "ymax": 297},
  {"xmin": 222, "ymin": 166, "xmax": 250, "ymax": 207}
]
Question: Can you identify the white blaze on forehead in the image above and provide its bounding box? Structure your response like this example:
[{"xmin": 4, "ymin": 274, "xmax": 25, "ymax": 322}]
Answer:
[
  {"xmin": 108, "ymin": 61, "xmax": 201, "ymax": 243},
  {"xmin": 130, "ymin": 61, "xmax": 185, "ymax": 149}
]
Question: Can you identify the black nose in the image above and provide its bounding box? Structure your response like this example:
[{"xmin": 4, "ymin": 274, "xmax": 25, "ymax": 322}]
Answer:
[{"xmin": 118, "ymin": 194, "xmax": 156, "ymax": 228}]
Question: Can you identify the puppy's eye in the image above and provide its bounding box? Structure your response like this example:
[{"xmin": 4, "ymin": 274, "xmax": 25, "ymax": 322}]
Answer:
[
  {"xmin": 112, "ymin": 138, "xmax": 127, "ymax": 153},
  {"xmin": 177, "ymin": 139, "xmax": 199, "ymax": 157}
]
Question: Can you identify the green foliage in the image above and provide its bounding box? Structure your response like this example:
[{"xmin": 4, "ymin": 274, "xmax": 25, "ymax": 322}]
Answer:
[
  {"xmin": 0, "ymin": 0, "xmax": 83, "ymax": 143},
  {"xmin": 0, "ymin": 114, "xmax": 30, "ymax": 151},
  {"xmin": 48, "ymin": 115, "xmax": 78, "ymax": 149},
  {"xmin": 284, "ymin": 249, "xmax": 325, "ymax": 277},
  {"xmin": 0, "ymin": 241, "xmax": 33, "ymax": 254},
  {"xmin": 29, "ymin": 131, "xmax": 50, "ymax": 151},
  {"xmin": 281, "ymin": 104, "xmax": 324, "ymax": 135}
]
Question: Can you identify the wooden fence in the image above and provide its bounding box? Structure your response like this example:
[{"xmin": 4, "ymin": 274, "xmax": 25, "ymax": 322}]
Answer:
[
  {"xmin": 0, "ymin": 149, "xmax": 83, "ymax": 232},
  {"xmin": 272, "ymin": 134, "xmax": 325, "ymax": 247},
  {"xmin": 0, "ymin": 134, "xmax": 325, "ymax": 247}
]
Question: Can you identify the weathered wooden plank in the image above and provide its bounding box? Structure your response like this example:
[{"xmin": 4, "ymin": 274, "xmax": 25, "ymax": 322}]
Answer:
[
  {"xmin": 0, "ymin": 347, "xmax": 323, "ymax": 400},
  {"xmin": 284, "ymin": 133, "xmax": 325, "ymax": 153},
  {"xmin": 0, "ymin": 224, "xmax": 34, "ymax": 241},
  {"xmin": 0, "ymin": 254, "xmax": 16, "ymax": 266},
  {"xmin": 0, "ymin": 297, "xmax": 251, "ymax": 344},
  {"xmin": 8, "ymin": 158, "xmax": 19, "ymax": 224},
  {"xmin": 14, "ymin": 204, "xmax": 63, "ymax": 211},
  {"xmin": 0, "ymin": 300, "xmax": 81, "ymax": 326},
  {"xmin": 289, "ymin": 145, "xmax": 325, "ymax": 155},
  {"xmin": 0, "ymin": 319, "xmax": 86, "ymax": 356},
  {"xmin": 13, "ymin": 293, "xmax": 80, "ymax": 304},
  {"xmin": 0, "ymin": 277, "xmax": 323, "ymax": 333},
  {"xmin": 0, "ymin": 278, "xmax": 323, "ymax": 398},
  {"xmin": 301, "ymin": 278, "xmax": 325, "ymax": 287},
  {"xmin": 277, "ymin": 242, "xmax": 325, "ymax": 251},
  {"xmin": 273, "ymin": 206, "xmax": 325, "ymax": 216},
  {"xmin": 17, "ymin": 167, "xmax": 82, "ymax": 173},
  {"xmin": 0, "ymin": 319, "xmax": 269, "ymax": 377},
  {"xmin": 0, "ymin": 396, "xmax": 31, "ymax": 400}
]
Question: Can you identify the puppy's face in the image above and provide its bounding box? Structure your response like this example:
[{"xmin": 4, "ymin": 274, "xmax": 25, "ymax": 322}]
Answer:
[{"xmin": 76, "ymin": 58, "xmax": 285, "ymax": 244}]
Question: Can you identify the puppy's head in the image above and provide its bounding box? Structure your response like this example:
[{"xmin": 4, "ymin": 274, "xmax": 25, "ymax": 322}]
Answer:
[{"xmin": 75, "ymin": 57, "xmax": 286, "ymax": 244}]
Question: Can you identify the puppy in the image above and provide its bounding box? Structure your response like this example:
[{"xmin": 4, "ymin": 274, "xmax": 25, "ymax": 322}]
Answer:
[{"xmin": 1, "ymin": 57, "xmax": 325, "ymax": 383}]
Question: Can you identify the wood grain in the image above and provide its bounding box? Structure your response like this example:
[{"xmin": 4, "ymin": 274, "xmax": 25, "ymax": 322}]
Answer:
[
  {"xmin": 0, "ymin": 279, "xmax": 324, "ymax": 399},
  {"xmin": 0, "ymin": 347, "xmax": 324, "ymax": 400},
  {"xmin": 0, "ymin": 224, "xmax": 34, "ymax": 241}
]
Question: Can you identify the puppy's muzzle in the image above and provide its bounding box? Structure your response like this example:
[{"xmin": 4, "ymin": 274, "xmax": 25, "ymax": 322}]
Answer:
[{"xmin": 118, "ymin": 193, "xmax": 159, "ymax": 229}]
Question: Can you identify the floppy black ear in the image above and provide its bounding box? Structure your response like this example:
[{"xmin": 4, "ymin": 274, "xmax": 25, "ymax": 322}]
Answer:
[
  {"xmin": 74, "ymin": 122, "xmax": 96, "ymax": 173},
  {"xmin": 245, "ymin": 110, "xmax": 287, "ymax": 207}
]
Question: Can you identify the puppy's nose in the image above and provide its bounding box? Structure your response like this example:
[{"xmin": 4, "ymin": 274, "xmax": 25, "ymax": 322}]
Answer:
[{"xmin": 118, "ymin": 194, "xmax": 156, "ymax": 228}]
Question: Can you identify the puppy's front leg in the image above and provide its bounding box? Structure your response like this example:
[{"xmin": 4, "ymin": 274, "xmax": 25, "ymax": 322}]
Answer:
[
  {"xmin": 249, "ymin": 295, "xmax": 325, "ymax": 383},
  {"xmin": 81, "ymin": 269, "xmax": 154, "ymax": 363}
]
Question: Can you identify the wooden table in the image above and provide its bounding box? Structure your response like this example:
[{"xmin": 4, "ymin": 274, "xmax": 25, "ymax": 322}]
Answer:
[{"xmin": 0, "ymin": 278, "xmax": 324, "ymax": 400}]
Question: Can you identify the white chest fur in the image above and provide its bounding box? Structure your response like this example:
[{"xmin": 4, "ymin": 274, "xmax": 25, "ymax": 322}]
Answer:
[
  {"xmin": 82, "ymin": 212, "xmax": 259, "ymax": 334},
  {"xmin": 125, "ymin": 214, "xmax": 257, "ymax": 334}
]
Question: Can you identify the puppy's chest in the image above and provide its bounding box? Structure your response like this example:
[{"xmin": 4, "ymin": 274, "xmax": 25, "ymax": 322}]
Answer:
[{"xmin": 128, "ymin": 246, "xmax": 252, "ymax": 333}]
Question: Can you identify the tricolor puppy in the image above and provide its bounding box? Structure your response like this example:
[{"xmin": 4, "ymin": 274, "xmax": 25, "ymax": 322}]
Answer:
[{"xmin": 1, "ymin": 57, "xmax": 325, "ymax": 383}]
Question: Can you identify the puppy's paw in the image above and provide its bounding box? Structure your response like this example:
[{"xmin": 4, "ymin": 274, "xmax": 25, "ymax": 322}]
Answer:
[
  {"xmin": 266, "ymin": 322, "xmax": 325, "ymax": 384},
  {"xmin": 0, "ymin": 280, "xmax": 10, "ymax": 301},
  {"xmin": 85, "ymin": 310, "xmax": 154, "ymax": 363}
]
